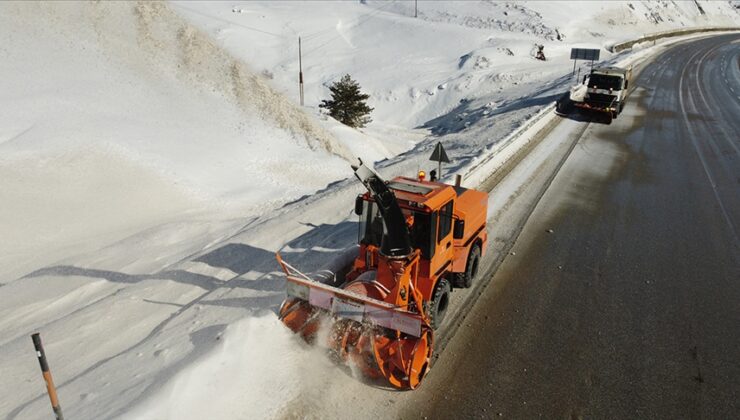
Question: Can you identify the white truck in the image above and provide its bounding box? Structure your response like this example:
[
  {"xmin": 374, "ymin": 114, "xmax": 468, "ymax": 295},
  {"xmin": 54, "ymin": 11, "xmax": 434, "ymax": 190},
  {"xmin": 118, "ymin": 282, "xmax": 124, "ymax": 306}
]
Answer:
[{"xmin": 570, "ymin": 66, "xmax": 632, "ymax": 123}]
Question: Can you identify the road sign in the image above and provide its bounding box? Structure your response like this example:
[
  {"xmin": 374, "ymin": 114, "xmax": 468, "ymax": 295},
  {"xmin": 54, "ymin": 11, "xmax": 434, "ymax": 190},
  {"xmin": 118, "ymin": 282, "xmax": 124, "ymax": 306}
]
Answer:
[
  {"xmin": 570, "ymin": 48, "xmax": 600, "ymax": 80},
  {"xmin": 570, "ymin": 48, "xmax": 600, "ymax": 61},
  {"xmin": 429, "ymin": 142, "xmax": 450, "ymax": 163},
  {"xmin": 429, "ymin": 142, "xmax": 450, "ymax": 178}
]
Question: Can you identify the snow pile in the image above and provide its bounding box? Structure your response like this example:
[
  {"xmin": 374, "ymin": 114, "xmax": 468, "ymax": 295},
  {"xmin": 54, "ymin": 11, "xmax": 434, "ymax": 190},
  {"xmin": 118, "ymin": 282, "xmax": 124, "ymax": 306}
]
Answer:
[
  {"xmin": 123, "ymin": 315, "xmax": 336, "ymax": 420},
  {"xmin": 0, "ymin": 1, "xmax": 354, "ymax": 281}
]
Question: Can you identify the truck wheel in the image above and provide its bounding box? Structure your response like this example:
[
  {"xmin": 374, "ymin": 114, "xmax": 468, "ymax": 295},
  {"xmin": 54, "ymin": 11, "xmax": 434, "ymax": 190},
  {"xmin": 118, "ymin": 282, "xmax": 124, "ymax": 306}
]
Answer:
[
  {"xmin": 618, "ymin": 102, "xmax": 624, "ymax": 115},
  {"xmin": 428, "ymin": 278, "xmax": 451, "ymax": 329},
  {"xmin": 455, "ymin": 244, "xmax": 481, "ymax": 289}
]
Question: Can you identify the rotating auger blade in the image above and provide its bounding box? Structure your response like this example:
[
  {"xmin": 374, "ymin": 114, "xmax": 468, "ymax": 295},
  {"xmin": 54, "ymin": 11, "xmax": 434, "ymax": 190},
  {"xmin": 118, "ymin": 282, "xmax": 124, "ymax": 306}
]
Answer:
[{"xmin": 276, "ymin": 253, "xmax": 433, "ymax": 389}]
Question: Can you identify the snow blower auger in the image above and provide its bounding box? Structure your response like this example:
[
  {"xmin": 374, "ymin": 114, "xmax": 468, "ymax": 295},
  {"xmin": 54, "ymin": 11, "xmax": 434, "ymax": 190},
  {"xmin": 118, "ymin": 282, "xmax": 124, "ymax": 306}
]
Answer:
[{"xmin": 277, "ymin": 159, "xmax": 488, "ymax": 389}]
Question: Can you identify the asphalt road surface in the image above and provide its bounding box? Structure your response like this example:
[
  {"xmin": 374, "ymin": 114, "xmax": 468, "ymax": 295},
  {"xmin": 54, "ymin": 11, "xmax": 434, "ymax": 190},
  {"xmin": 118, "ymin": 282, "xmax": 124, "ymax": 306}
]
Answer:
[{"xmin": 405, "ymin": 34, "xmax": 740, "ymax": 419}]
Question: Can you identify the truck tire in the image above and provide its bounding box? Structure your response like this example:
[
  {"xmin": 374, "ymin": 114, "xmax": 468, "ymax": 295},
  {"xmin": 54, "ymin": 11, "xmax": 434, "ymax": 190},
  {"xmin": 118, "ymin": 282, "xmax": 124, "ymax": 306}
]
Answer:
[
  {"xmin": 428, "ymin": 278, "xmax": 451, "ymax": 329},
  {"xmin": 455, "ymin": 244, "xmax": 481, "ymax": 289},
  {"xmin": 618, "ymin": 102, "xmax": 624, "ymax": 115}
]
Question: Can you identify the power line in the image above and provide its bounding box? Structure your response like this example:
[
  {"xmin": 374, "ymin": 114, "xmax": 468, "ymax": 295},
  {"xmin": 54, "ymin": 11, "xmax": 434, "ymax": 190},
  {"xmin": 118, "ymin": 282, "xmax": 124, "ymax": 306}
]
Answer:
[
  {"xmin": 303, "ymin": 0, "xmax": 399, "ymax": 56},
  {"xmin": 171, "ymin": 3, "xmax": 286, "ymax": 39},
  {"xmin": 302, "ymin": 0, "xmax": 399, "ymax": 43}
]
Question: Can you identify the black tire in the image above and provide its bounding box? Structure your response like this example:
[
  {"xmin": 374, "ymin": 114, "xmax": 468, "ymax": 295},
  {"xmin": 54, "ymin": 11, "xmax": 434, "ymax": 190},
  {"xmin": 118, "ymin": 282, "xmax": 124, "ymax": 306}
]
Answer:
[
  {"xmin": 455, "ymin": 244, "xmax": 481, "ymax": 289},
  {"xmin": 428, "ymin": 278, "xmax": 451, "ymax": 330},
  {"xmin": 556, "ymin": 97, "xmax": 573, "ymax": 115},
  {"xmin": 618, "ymin": 102, "xmax": 624, "ymax": 115}
]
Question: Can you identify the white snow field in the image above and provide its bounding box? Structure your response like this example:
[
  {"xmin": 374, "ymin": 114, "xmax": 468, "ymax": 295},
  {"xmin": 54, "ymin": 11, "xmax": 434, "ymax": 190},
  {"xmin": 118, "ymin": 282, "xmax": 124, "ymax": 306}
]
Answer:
[{"xmin": 1, "ymin": 1, "xmax": 738, "ymax": 419}]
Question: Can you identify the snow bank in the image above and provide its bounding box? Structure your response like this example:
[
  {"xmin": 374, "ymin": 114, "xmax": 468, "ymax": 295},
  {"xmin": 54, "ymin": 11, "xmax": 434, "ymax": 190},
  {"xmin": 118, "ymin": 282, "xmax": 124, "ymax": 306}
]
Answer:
[
  {"xmin": 122, "ymin": 315, "xmax": 336, "ymax": 420},
  {"xmin": 0, "ymin": 1, "xmax": 355, "ymax": 281}
]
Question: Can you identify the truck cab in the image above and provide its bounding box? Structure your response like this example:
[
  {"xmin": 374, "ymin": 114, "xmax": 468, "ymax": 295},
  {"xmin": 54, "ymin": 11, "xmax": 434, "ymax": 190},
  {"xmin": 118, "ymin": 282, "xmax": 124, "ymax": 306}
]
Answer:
[
  {"xmin": 579, "ymin": 66, "xmax": 632, "ymax": 117},
  {"xmin": 352, "ymin": 174, "xmax": 488, "ymax": 301}
]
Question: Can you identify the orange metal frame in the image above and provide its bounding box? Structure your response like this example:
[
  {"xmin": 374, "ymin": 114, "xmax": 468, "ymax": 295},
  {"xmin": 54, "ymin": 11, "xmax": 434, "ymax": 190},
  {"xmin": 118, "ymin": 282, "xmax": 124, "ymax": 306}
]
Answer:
[{"xmin": 276, "ymin": 253, "xmax": 427, "ymax": 337}]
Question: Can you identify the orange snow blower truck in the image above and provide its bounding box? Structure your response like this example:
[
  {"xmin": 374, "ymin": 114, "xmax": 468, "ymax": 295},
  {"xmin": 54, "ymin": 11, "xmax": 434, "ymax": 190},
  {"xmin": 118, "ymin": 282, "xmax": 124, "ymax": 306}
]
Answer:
[{"xmin": 276, "ymin": 160, "xmax": 488, "ymax": 389}]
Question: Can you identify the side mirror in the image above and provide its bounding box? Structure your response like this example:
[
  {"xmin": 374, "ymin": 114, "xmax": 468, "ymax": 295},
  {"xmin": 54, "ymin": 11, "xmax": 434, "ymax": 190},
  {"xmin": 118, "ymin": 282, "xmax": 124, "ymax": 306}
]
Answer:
[
  {"xmin": 453, "ymin": 219, "xmax": 465, "ymax": 239},
  {"xmin": 354, "ymin": 196, "xmax": 364, "ymax": 216}
]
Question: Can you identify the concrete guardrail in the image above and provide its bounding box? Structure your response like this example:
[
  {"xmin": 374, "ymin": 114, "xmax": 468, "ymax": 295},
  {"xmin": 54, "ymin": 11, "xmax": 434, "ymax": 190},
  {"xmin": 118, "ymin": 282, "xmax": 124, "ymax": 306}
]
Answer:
[{"xmin": 608, "ymin": 26, "xmax": 740, "ymax": 53}]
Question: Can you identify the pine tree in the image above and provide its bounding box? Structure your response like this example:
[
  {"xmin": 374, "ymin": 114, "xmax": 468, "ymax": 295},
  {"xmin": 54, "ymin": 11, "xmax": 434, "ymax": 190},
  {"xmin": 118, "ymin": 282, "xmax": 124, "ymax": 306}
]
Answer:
[{"xmin": 319, "ymin": 74, "xmax": 374, "ymax": 128}]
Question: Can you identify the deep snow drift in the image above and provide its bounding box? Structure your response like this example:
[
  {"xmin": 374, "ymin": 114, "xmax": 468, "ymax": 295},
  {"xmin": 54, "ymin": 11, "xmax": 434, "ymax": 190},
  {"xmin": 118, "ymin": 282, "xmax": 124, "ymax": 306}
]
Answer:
[
  {"xmin": 0, "ymin": 1, "xmax": 351, "ymax": 282},
  {"xmin": 1, "ymin": 1, "xmax": 738, "ymax": 419}
]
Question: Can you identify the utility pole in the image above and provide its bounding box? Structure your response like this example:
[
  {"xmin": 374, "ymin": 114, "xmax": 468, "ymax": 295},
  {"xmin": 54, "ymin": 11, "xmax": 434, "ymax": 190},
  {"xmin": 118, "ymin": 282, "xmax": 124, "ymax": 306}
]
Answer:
[
  {"xmin": 298, "ymin": 36, "xmax": 304, "ymax": 106},
  {"xmin": 414, "ymin": 0, "xmax": 417, "ymax": 18}
]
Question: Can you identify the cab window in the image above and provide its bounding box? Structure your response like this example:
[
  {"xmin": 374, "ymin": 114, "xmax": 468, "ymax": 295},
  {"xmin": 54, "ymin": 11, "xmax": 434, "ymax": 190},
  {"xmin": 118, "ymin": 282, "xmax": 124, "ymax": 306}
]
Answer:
[
  {"xmin": 437, "ymin": 201, "xmax": 454, "ymax": 243},
  {"xmin": 411, "ymin": 212, "xmax": 435, "ymax": 258}
]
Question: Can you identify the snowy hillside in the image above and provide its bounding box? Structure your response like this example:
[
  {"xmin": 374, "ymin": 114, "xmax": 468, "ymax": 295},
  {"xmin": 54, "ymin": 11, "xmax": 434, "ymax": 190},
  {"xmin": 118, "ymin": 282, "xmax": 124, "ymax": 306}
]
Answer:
[
  {"xmin": 1, "ymin": 1, "xmax": 738, "ymax": 419},
  {"xmin": 175, "ymin": 0, "xmax": 739, "ymax": 129},
  {"xmin": 0, "ymin": 1, "xmax": 353, "ymax": 282}
]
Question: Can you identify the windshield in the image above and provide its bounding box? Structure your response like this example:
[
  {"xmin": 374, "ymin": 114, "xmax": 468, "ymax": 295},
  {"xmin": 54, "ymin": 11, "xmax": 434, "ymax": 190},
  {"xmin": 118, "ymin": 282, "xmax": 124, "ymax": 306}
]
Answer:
[
  {"xmin": 588, "ymin": 73, "xmax": 623, "ymax": 90},
  {"xmin": 359, "ymin": 201, "xmax": 435, "ymax": 258}
]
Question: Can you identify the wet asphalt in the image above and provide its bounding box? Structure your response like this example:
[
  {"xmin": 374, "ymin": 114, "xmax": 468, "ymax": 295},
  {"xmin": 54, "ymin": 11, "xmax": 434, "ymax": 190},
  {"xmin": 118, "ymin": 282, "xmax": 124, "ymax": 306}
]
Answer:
[{"xmin": 405, "ymin": 34, "xmax": 740, "ymax": 419}]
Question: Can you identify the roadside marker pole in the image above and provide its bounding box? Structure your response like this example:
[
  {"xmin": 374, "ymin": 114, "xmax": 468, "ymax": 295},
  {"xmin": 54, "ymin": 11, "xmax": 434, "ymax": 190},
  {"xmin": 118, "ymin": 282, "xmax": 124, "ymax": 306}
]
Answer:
[
  {"xmin": 298, "ymin": 36, "xmax": 304, "ymax": 106},
  {"xmin": 31, "ymin": 333, "xmax": 64, "ymax": 420}
]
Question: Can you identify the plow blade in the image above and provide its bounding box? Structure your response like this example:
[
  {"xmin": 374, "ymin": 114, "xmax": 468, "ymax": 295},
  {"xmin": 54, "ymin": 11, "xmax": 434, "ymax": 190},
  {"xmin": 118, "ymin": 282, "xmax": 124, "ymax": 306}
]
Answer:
[
  {"xmin": 277, "ymin": 254, "xmax": 433, "ymax": 389},
  {"xmin": 573, "ymin": 100, "xmax": 617, "ymax": 123}
]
